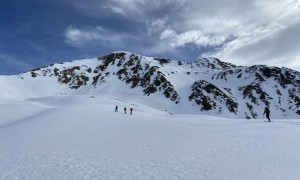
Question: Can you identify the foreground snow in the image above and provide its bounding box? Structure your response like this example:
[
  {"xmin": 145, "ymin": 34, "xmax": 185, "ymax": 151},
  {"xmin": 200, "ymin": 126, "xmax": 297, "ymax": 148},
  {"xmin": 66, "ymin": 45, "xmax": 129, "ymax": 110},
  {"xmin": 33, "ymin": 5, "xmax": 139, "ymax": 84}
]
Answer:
[{"xmin": 1, "ymin": 95, "xmax": 300, "ymax": 180}]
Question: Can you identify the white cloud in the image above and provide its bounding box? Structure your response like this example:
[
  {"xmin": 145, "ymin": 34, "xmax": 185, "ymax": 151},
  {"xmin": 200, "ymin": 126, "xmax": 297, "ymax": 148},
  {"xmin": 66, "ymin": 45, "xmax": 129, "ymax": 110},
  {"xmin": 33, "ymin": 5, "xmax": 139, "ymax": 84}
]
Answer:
[
  {"xmin": 65, "ymin": 26, "xmax": 100, "ymax": 46},
  {"xmin": 65, "ymin": 26, "xmax": 124, "ymax": 47},
  {"xmin": 179, "ymin": 31, "xmax": 224, "ymax": 47},
  {"xmin": 110, "ymin": 6, "xmax": 126, "ymax": 16}
]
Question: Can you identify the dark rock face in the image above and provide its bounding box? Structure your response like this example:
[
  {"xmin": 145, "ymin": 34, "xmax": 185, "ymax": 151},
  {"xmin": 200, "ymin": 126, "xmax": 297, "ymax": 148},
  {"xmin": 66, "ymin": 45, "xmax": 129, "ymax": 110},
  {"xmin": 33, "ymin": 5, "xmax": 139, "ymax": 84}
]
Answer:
[
  {"xmin": 189, "ymin": 80, "xmax": 238, "ymax": 114},
  {"xmin": 54, "ymin": 66, "xmax": 90, "ymax": 89},
  {"xmin": 239, "ymin": 83, "xmax": 272, "ymax": 106},
  {"xmin": 81, "ymin": 52, "xmax": 180, "ymax": 103}
]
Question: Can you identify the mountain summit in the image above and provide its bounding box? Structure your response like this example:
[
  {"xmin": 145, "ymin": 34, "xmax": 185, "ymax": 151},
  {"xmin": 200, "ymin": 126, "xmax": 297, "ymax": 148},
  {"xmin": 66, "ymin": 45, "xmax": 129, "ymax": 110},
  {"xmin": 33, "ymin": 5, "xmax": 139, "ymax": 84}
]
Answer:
[{"xmin": 1, "ymin": 51, "xmax": 299, "ymax": 119}]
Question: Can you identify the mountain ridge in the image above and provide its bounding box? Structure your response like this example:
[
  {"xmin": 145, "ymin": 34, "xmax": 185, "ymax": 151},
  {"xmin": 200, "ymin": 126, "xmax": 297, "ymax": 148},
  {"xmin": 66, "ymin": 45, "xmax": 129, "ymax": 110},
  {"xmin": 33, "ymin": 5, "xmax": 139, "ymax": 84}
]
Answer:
[{"xmin": 1, "ymin": 51, "xmax": 299, "ymax": 119}]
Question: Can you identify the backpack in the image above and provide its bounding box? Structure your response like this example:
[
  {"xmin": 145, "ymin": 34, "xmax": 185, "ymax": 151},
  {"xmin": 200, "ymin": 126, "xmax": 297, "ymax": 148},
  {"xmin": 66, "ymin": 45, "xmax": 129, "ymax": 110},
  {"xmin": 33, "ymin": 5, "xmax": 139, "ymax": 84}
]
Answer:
[{"xmin": 265, "ymin": 107, "xmax": 270, "ymax": 113}]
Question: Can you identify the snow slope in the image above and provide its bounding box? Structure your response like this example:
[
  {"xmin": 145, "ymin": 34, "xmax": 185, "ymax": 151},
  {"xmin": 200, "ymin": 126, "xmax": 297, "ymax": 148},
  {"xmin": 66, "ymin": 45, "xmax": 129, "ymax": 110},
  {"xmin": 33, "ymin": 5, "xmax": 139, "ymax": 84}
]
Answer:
[{"xmin": 1, "ymin": 95, "xmax": 300, "ymax": 180}]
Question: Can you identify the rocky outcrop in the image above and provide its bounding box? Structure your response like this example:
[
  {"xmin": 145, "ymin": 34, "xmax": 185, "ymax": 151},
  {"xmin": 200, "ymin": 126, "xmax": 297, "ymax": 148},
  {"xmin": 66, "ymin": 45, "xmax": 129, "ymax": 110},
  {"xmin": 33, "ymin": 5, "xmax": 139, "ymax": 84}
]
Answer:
[{"xmin": 189, "ymin": 80, "xmax": 238, "ymax": 114}]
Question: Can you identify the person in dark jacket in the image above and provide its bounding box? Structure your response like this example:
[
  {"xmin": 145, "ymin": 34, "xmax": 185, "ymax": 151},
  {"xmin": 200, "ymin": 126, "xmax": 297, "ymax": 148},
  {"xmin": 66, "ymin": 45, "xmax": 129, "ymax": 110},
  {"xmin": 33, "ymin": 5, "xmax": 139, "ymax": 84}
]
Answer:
[
  {"xmin": 115, "ymin": 106, "xmax": 118, "ymax": 112},
  {"xmin": 124, "ymin": 107, "xmax": 127, "ymax": 114},
  {"xmin": 263, "ymin": 107, "xmax": 271, "ymax": 122},
  {"xmin": 130, "ymin": 108, "xmax": 133, "ymax": 115}
]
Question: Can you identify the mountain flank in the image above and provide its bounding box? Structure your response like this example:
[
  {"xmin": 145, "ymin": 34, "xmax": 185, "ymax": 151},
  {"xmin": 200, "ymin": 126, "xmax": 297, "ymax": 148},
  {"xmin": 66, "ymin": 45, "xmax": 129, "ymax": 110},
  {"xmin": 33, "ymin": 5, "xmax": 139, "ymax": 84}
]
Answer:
[{"xmin": 4, "ymin": 51, "xmax": 300, "ymax": 119}]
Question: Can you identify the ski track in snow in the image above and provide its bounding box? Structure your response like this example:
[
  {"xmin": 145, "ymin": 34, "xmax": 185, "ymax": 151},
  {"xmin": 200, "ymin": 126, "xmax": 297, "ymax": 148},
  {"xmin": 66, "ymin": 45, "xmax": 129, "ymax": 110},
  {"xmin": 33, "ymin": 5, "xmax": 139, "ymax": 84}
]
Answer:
[{"xmin": 1, "ymin": 96, "xmax": 300, "ymax": 180}]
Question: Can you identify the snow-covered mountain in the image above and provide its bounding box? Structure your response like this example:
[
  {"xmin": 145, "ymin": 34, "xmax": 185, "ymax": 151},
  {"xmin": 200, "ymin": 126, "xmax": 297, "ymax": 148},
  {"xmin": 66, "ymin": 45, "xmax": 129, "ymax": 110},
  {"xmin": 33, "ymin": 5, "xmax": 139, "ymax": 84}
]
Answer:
[{"xmin": 1, "ymin": 51, "xmax": 299, "ymax": 119}]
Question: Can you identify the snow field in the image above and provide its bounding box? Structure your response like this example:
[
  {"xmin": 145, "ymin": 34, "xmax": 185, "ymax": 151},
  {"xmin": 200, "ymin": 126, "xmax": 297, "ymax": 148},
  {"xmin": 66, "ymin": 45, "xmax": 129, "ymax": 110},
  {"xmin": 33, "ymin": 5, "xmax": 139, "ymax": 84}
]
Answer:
[{"xmin": 1, "ymin": 95, "xmax": 300, "ymax": 180}]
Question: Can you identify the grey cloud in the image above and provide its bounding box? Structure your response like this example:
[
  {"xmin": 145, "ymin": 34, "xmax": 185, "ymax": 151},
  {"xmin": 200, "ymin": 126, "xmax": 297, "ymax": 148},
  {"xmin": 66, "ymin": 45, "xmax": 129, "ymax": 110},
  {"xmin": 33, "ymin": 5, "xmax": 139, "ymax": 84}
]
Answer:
[
  {"xmin": 216, "ymin": 21, "xmax": 300, "ymax": 69},
  {"xmin": 0, "ymin": 54, "xmax": 31, "ymax": 71},
  {"xmin": 69, "ymin": 0, "xmax": 183, "ymax": 20},
  {"xmin": 65, "ymin": 0, "xmax": 300, "ymax": 70}
]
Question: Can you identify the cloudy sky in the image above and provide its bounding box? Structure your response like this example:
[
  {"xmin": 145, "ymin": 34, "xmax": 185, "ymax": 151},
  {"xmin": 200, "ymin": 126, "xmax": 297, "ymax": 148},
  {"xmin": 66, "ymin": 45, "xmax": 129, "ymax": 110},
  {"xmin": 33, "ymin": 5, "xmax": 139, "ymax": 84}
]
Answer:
[{"xmin": 1, "ymin": 0, "xmax": 300, "ymax": 75}]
